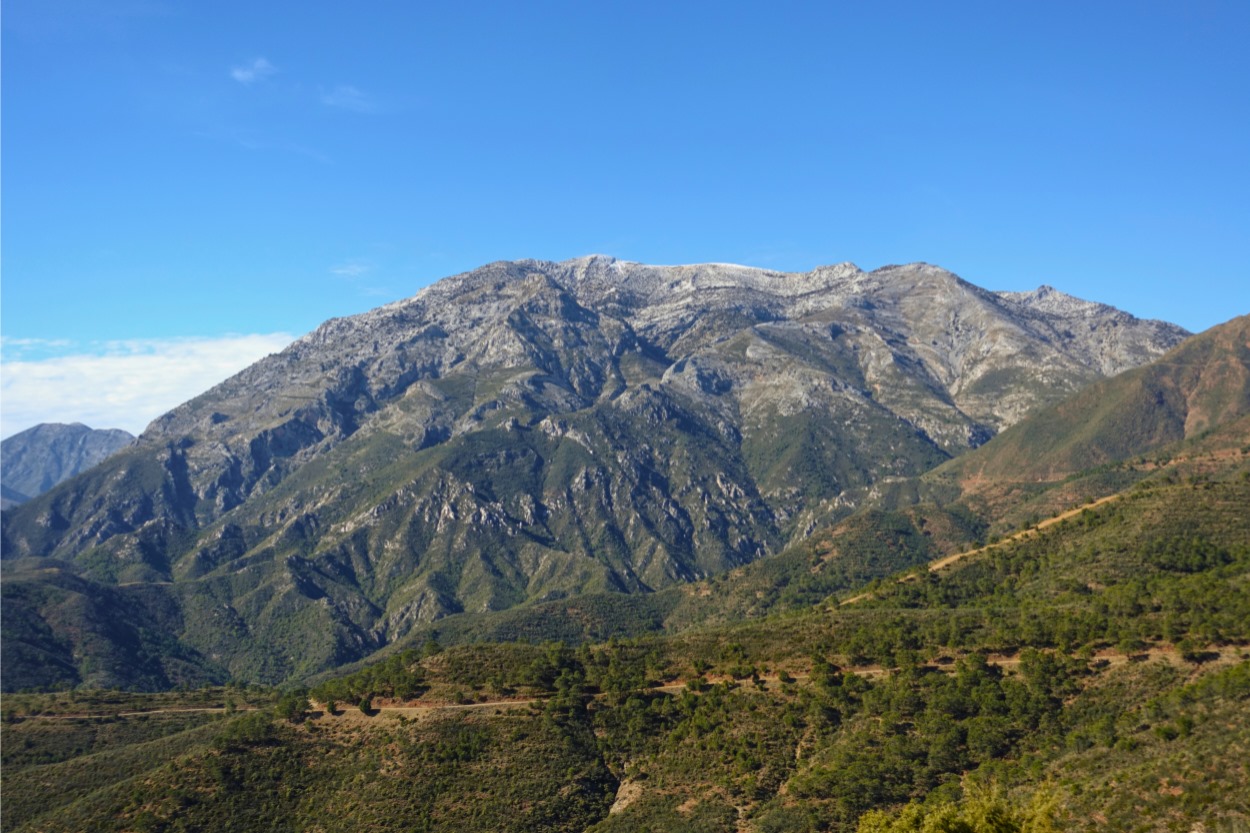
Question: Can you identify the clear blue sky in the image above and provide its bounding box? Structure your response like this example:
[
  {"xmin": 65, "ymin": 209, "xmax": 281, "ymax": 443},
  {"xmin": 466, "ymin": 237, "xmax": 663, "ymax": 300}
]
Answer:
[{"xmin": 2, "ymin": 1, "xmax": 1248, "ymax": 436}]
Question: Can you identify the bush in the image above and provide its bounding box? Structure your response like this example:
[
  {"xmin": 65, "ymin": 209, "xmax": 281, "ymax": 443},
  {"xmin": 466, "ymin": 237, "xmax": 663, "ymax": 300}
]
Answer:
[
  {"xmin": 212, "ymin": 712, "xmax": 275, "ymax": 750},
  {"xmin": 275, "ymin": 691, "xmax": 311, "ymax": 724}
]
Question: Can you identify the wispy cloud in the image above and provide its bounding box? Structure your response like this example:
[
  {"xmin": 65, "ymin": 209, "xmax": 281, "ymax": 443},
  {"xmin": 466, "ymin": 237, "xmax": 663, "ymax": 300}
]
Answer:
[
  {"xmin": 231, "ymin": 57, "xmax": 277, "ymax": 85},
  {"xmin": 331, "ymin": 260, "xmax": 373, "ymax": 279},
  {"xmin": 330, "ymin": 259, "xmax": 397, "ymax": 299},
  {"xmin": 321, "ymin": 84, "xmax": 378, "ymax": 113},
  {"xmin": 0, "ymin": 333, "xmax": 296, "ymax": 439},
  {"xmin": 0, "ymin": 337, "xmax": 75, "ymax": 359}
]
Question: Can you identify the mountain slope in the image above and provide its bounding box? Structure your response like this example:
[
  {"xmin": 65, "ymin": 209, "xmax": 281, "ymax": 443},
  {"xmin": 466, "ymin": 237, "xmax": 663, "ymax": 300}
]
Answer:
[
  {"xmin": 0, "ymin": 423, "xmax": 134, "ymax": 508},
  {"xmin": 0, "ymin": 258, "xmax": 1187, "ymax": 686},
  {"xmin": 6, "ymin": 447, "xmax": 1247, "ymax": 833},
  {"xmin": 937, "ymin": 313, "xmax": 1250, "ymax": 489}
]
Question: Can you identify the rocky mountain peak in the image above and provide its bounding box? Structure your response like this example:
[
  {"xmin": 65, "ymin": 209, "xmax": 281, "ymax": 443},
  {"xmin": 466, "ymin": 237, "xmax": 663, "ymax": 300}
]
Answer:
[
  {"xmin": 994, "ymin": 282, "xmax": 1184, "ymax": 376},
  {"xmin": 0, "ymin": 255, "xmax": 1193, "ymax": 684},
  {"xmin": 997, "ymin": 283, "xmax": 1115, "ymax": 317}
]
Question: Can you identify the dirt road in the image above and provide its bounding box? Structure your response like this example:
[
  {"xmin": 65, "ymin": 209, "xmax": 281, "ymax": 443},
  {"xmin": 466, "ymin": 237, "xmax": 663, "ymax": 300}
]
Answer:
[{"xmin": 840, "ymin": 493, "xmax": 1124, "ymax": 606}]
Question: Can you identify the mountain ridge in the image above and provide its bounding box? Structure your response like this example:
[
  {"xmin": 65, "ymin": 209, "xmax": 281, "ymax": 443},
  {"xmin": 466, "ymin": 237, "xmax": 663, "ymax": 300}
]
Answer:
[{"xmin": 0, "ymin": 423, "xmax": 135, "ymax": 508}]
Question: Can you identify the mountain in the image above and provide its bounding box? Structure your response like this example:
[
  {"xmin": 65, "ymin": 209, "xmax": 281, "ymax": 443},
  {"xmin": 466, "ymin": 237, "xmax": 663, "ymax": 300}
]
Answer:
[
  {"xmin": 326, "ymin": 308, "xmax": 1250, "ymax": 656},
  {"xmin": 942, "ymin": 313, "xmax": 1249, "ymax": 482},
  {"xmin": 0, "ymin": 257, "xmax": 1188, "ymax": 687},
  {"xmin": 0, "ymin": 423, "xmax": 134, "ymax": 508}
]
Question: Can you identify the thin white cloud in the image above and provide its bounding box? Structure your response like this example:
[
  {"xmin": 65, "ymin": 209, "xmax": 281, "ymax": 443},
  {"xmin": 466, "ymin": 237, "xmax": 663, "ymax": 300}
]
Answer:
[
  {"xmin": 0, "ymin": 337, "xmax": 75, "ymax": 359},
  {"xmin": 331, "ymin": 260, "xmax": 372, "ymax": 279},
  {"xmin": 321, "ymin": 84, "xmax": 377, "ymax": 113},
  {"xmin": 0, "ymin": 333, "xmax": 295, "ymax": 439},
  {"xmin": 231, "ymin": 57, "xmax": 277, "ymax": 85}
]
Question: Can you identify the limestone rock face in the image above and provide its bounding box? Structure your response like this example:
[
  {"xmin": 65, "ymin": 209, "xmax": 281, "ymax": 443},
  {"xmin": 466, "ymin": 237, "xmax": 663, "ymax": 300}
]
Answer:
[{"xmin": 0, "ymin": 257, "xmax": 1187, "ymax": 686}]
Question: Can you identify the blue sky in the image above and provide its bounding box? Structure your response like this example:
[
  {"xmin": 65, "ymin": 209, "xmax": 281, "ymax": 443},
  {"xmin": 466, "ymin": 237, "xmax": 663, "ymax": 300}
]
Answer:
[{"xmin": 2, "ymin": 1, "xmax": 1248, "ymax": 437}]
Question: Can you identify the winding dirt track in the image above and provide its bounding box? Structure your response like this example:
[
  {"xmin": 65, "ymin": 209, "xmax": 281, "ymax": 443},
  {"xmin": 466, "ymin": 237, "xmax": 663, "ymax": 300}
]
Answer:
[
  {"xmin": 17, "ymin": 706, "xmax": 261, "ymax": 721},
  {"xmin": 926, "ymin": 492, "xmax": 1123, "ymax": 572},
  {"xmin": 840, "ymin": 492, "xmax": 1124, "ymax": 606},
  {"xmin": 18, "ymin": 643, "xmax": 1241, "ymax": 724}
]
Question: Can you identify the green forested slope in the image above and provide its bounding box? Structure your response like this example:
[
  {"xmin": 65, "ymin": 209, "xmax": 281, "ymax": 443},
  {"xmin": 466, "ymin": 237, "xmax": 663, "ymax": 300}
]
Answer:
[{"xmin": 5, "ymin": 451, "xmax": 1247, "ymax": 832}]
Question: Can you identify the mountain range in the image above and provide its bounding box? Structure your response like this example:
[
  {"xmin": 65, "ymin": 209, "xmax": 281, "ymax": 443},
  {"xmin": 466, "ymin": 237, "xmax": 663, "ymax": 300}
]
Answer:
[
  {"xmin": 3, "ymin": 307, "xmax": 1248, "ymax": 833},
  {"xmin": 4, "ymin": 257, "xmax": 1249, "ymax": 833},
  {"xmin": 0, "ymin": 257, "xmax": 1194, "ymax": 688}
]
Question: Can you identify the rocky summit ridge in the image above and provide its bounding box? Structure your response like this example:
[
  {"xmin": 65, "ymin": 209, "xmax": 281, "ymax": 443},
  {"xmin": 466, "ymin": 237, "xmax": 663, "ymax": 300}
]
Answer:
[
  {"xmin": 147, "ymin": 256, "xmax": 1183, "ymax": 453},
  {"xmin": 0, "ymin": 257, "xmax": 1189, "ymax": 686}
]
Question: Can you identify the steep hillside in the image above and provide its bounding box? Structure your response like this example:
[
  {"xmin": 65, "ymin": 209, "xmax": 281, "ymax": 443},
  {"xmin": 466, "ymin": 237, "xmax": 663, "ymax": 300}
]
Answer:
[
  {"xmin": 322, "ymin": 313, "xmax": 1250, "ymax": 659},
  {"xmin": 0, "ymin": 258, "xmax": 1186, "ymax": 686},
  {"xmin": 0, "ymin": 423, "xmax": 134, "ymax": 508},
  {"xmin": 938, "ymin": 314, "xmax": 1249, "ymax": 488},
  {"xmin": 5, "ymin": 450, "xmax": 1247, "ymax": 833}
]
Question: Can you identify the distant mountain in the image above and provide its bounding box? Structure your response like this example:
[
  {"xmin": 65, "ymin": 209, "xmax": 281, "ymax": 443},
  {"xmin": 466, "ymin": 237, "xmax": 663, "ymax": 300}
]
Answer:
[
  {"xmin": 0, "ymin": 257, "xmax": 1187, "ymax": 687},
  {"xmin": 0, "ymin": 423, "xmax": 134, "ymax": 508}
]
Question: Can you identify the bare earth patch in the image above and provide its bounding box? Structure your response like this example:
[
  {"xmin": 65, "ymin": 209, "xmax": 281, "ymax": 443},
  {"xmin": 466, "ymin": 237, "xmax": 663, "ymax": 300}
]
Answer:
[{"xmin": 609, "ymin": 779, "xmax": 644, "ymax": 815}]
